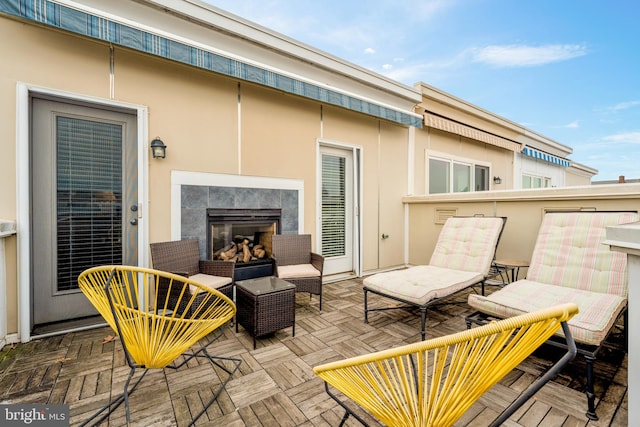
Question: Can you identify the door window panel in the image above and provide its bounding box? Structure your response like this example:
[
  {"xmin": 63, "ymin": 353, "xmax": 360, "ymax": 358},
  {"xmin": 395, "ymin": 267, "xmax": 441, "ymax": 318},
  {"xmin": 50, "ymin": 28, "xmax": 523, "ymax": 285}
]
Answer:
[
  {"xmin": 56, "ymin": 116, "xmax": 123, "ymax": 291},
  {"xmin": 321, "ymin": 154, "xmax": 346, "ymax": 257}
]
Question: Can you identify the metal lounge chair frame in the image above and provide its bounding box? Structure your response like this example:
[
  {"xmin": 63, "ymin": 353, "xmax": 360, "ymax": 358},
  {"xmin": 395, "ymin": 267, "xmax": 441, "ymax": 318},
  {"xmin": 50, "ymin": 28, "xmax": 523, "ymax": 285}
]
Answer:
[
  {"xmin": 77, "ymin": 265, "xmax": 241, "ymax": 426},
  {"xmin": 363, "ymin": 216, "xmax": 506, "ymax": 340},
  {"xmin": 314, "ymin": 303, "xmax": 578, "ymax": 427}
]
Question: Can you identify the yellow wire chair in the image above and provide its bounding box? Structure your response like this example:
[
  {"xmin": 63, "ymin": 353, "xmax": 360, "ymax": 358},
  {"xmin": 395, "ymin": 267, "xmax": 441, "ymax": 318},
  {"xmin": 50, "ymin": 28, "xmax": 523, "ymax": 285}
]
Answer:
[
  {"xmin": 313, "ymin": 303, "xmax": 579, "ymax": 427},
  {"xmin": 77, "ymin": 265, "xmax": 241, "ymax": 426}
]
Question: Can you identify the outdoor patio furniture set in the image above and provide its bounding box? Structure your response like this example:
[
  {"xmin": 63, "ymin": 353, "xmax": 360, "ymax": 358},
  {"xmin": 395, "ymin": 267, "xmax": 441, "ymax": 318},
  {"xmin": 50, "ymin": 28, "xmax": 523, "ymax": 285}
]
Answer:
[{"xmin": 77, "ymin": 210, "xmax": 637, "ymax": 426}]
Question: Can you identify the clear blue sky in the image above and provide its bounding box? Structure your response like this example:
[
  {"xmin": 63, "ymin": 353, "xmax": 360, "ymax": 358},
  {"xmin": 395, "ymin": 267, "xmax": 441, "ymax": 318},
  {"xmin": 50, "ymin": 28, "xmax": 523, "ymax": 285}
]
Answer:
[{"xmin": 205, "ymin": 0, "xmax": 640, "ymax": 181}]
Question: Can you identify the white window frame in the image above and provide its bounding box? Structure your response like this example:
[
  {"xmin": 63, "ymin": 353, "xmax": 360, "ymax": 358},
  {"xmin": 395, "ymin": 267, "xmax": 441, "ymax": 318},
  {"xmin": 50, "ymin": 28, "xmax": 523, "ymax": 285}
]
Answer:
[
  {"xmin": 522, "ymin": 172, "xmax": 551, "ymax": 189},
  {"xmin": 426, "ymin": 151, "xmax": 492, "ymax": 194}
]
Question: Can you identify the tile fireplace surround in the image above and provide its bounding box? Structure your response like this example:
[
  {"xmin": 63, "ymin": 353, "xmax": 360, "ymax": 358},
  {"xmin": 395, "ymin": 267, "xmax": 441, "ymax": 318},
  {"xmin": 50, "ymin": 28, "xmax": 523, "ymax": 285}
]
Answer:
[{"xmin": 180, "ymin": 184, "xmax": 300, "ymax": 258}]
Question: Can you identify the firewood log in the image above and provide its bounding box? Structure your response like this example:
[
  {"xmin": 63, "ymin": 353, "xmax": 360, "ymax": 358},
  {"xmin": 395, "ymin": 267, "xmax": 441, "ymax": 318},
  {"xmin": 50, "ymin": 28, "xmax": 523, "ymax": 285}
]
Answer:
[
  {"xmin": 213, "ymin": 244, "xmax": 234, "ymax": 259},
  {"xmin": 254, "ymin": 248, "xmax": 266, "ymax": 258},
  {"xmin": 242, "ymin": 239, "xmax": 251, "ymax": 263},
  {"xmin": 220, "ymin": 245, "xmax": 237, "ymax": 260}
]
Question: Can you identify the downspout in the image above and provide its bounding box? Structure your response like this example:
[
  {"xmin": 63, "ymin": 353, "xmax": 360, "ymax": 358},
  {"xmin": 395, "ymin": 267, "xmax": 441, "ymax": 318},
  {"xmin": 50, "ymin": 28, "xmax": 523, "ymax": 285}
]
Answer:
[{"xmin": 406, "ymin": 126, "xmax": 415, "ymax": 266}]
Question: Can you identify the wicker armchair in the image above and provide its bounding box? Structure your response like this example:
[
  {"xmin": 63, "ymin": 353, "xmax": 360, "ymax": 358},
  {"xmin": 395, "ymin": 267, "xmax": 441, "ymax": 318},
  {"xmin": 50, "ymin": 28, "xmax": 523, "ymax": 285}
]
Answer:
[
  {"xmin": 150, "ymin": 240, "xmax": 234, "ymax": 313},
  {"xmin": 272, "ymin": 234, "xmax": 325, "ymax": 310}
]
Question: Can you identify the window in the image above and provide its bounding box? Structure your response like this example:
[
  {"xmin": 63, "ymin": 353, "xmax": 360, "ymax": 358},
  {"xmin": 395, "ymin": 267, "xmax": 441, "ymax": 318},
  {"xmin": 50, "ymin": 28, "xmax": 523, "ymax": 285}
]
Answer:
[
  {"xmin": 475, "ymin": 165, "xmax": 489, "ymax": 191},
  {"xmin": 428, "ymin": 154, "xmax": 491, "ymax": 194},
  {"xmin": 453, "ymin": 163, "xmax": 470, "ymax": 192},
  {"xmin": 429, "ymin": 158, "xmax": 450, "ymax": 194},
  {"xmin": 522, "ymin": 174, "xmax": 551, "ymax": 189}
]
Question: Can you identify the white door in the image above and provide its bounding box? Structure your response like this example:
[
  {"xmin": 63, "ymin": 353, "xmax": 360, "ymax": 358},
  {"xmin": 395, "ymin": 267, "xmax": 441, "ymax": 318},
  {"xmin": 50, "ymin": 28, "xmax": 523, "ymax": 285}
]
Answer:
[
  {"xmin": 31, "ymin": 98, "xmax": 138, "ymax": 326},
  {"xmin": 320, "ymin": 145, "xmax": 355, "ymax": 276}
]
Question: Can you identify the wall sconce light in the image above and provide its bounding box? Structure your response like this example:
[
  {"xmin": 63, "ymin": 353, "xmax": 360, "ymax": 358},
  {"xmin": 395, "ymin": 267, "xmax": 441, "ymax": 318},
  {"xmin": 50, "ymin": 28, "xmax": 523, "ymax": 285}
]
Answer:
[
  {"xmin": 150, "ymin": 137, "xmax": 166, "ymax": 159},
  {"xmin": 493, "ymin": 176, "xmax": 502, "ymax": 185}
]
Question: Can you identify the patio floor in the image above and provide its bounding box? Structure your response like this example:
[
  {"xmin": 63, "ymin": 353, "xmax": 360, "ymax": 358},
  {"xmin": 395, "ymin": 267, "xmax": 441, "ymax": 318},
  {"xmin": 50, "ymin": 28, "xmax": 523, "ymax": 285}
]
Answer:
[{"xmin": 0, "ymin": 277, "xmax": 628, "ymax": 426}]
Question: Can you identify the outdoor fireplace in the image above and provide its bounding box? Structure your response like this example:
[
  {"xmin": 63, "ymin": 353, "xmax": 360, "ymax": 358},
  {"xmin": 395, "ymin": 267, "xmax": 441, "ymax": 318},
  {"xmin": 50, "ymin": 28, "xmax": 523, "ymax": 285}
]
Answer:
[{"xmin": 206, "ymin": 208, "xmax": 281, "ymax": 281}]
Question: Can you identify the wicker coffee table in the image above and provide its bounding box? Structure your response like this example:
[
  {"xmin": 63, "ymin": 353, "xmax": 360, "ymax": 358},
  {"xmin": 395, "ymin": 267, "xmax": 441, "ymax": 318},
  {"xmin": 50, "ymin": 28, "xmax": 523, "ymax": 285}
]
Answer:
[{"xmin": 235, "ymin": 276, "xmax": 296, "ymax": 349}]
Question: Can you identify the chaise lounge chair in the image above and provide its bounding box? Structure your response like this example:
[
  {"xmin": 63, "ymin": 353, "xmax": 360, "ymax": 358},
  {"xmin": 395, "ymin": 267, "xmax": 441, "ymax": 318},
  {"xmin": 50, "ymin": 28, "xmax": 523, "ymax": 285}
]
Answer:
[
  {"xmin": 363, "ymin": 215, "xmax": 506, "ymax": 340},
  {"xmin": 466, "ymin": 210, "xmax": 638, "ymax": 420}
]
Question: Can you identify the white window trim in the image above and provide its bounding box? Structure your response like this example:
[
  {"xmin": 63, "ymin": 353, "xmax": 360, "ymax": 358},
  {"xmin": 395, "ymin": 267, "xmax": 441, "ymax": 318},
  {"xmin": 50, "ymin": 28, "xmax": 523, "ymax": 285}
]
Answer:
[
  {"xmin": 426, "ymin": 150, "xmax": 492, "ymax": 194},
  {"xmin": 522, "ymin": 172, "xmax": 552, "ymax": 189}
]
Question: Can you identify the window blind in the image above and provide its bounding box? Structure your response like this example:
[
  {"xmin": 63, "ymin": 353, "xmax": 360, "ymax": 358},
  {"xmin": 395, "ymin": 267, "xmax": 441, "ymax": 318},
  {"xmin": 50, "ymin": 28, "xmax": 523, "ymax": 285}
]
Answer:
[
  {"xmin": 56, "ymin": 116, "xmax": 123, "ymax": 291},
  {"xmin": 321, "ymin": 155, "xmax": 346, "ymax": 257}
]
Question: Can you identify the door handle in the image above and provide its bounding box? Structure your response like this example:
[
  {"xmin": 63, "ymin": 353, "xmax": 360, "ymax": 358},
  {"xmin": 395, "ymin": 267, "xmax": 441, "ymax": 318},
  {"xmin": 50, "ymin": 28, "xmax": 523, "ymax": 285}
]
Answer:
[{"xmin": 130, "ymin": 204, "xmax": 139, "ymax": 226}]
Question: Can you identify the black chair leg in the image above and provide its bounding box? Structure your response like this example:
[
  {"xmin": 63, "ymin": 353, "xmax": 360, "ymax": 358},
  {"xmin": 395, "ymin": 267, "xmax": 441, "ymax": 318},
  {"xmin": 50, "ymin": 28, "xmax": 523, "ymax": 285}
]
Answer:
[
  {"xmin": 80, "ymin": 367, "xmax": 148, "ymax": 427},
  {"xmin": 420, "ymin": 307, "xmax": 427, "ymax": 341},
  {"xmin": 363, "ymin": 289, "xmax": 369, "ymax": 323},
  {"xmin": 584, "ymin": 354, "xmax": 598, "ymax": 420},
  {"xmin": 325, "ymin": 382, "xmax": 370, "ymax": 427}
]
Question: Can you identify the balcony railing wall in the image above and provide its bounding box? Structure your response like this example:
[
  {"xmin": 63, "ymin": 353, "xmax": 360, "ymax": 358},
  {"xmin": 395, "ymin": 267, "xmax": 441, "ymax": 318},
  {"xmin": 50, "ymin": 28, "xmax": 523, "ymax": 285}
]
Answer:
[{"xmin": 403, "ymin": 184, "xmax": 640, "ymax": 273}]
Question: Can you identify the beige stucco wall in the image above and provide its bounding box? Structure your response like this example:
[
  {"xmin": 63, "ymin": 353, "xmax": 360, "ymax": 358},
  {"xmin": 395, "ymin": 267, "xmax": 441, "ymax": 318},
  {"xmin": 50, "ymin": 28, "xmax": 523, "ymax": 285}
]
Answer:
[
  {"xmin": 1, "ymin": 20, "xmax": 114, "ymax": 335},
  {"xmin": 566, "ymin": 168, "xmax": 594, "ymax": 186},
  {"xmin": 0, "ymin": 16, "xmax": 413, "ymax": 338},
  {"xmin": 405, "ymin": 184, "xmax": 640, "ymax": 278}
]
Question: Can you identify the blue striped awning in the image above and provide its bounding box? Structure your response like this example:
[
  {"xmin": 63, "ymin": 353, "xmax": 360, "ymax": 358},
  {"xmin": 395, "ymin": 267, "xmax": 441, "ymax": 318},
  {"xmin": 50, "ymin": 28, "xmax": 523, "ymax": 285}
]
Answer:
[
  {"xmin": 521, "ymin": 147, "xmax": 570, "ymax": 167},
  {"xmin": 0, "ymin": 0, "xmax": 423, "ymax": 128}
]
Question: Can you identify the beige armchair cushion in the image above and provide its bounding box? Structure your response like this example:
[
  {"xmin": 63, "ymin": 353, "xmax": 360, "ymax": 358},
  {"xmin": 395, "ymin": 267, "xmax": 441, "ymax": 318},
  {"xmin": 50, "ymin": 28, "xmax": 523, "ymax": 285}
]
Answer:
[
  {"xmin": 188, "ymin": 273, "xmax": 233, "ymax": 294},
  {"xmin": 277, "ymin": 264, "xmax": 321, "ymax": 279}
]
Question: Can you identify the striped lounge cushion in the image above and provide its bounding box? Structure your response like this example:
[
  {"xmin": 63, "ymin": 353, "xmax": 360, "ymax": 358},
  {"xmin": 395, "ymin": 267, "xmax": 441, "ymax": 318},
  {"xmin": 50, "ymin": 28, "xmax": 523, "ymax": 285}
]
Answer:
[
  {"xmin": 468, "ymin": 211, "xmax": 638, "ymax": 346},
  {"xmin": 526, "ymin": 211, "xmax": 637, "ymax": 297},
  {"xmin": 468, "ymin": 280, "xmax": 626, "ymax": 346},
  {"xmin": 429, "ymin": 216, "xmax": 505, "ymax": 276}
]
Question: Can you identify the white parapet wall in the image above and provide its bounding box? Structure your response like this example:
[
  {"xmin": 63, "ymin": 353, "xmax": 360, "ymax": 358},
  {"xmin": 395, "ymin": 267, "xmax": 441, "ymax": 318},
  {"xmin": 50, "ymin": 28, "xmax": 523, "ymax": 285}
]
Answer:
[{"xmin": 0, "ymin": 219, "xmax": 17, "ymax": 349}]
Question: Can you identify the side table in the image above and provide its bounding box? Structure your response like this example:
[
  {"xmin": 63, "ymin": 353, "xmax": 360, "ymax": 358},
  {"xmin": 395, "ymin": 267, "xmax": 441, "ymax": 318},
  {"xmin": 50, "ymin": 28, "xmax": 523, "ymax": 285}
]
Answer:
[
  {"xmin": 235, "ymin": 276, "xmax": 296, "ymax": 349},
  {"xmin": 493, "ymin": 259, "xmax": 529, "ymax": 284}
]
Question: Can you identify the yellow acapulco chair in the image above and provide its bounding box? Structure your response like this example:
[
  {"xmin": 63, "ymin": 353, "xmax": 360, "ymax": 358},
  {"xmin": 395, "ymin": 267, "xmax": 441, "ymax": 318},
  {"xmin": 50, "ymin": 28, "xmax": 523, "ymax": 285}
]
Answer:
[
  {"xmin": 77, "ymin": 265, "xmax": 241, "ymax": 426},
  {"xmin": 313, "ymin": 303, "xmax": 578, "ymax": 427}
]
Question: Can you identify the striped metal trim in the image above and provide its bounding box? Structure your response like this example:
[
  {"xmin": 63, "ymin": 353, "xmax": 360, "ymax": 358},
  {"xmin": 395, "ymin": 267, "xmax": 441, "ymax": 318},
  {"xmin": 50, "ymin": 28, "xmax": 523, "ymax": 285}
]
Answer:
[
  {"xmin": 522, "ymin": 146, "xmax": 571, "ymax": 167},
  {"xmin": 1, "ymin": 0, "xmax": 422, "ymax": 128}
]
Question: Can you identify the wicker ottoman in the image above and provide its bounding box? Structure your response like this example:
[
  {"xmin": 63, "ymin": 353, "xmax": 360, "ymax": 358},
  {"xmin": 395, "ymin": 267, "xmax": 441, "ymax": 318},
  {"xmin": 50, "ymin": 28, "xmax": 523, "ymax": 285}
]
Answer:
[{"xmin": 235, "ymin": 276, "xmax": 296, "ymax": 349}]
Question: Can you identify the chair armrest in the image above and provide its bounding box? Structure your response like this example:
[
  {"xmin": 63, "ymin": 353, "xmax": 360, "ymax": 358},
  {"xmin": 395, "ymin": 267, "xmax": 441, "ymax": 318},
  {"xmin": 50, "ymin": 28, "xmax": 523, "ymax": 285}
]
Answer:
[
  {"xmin": 172, "ymin": 271, "xmax": 189, "ymax": 277},
  {"xmin": 199, "ymin": 259, "xmax": 235, "ymax": 278},
  {"xmin": 310, "ymin": 252, "xmax": 324, "ymax": 274},
  {"xmin": 270, "ymin": 255, "xmax": 280, "ymax": 277}
]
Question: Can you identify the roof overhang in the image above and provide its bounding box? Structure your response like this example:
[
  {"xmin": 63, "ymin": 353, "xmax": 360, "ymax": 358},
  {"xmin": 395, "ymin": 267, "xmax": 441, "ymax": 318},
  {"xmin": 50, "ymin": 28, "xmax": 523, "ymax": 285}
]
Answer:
[{"xmin": 1, "ymin": 0, "xmax": 423, "ymax": 127}]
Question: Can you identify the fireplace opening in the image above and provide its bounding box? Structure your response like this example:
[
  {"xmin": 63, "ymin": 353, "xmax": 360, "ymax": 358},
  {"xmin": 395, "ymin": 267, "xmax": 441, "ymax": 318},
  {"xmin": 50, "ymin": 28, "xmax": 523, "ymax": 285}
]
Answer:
[{"xmin": 207, "ymin": 208, "xmax": 281, "ymax": 280}]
